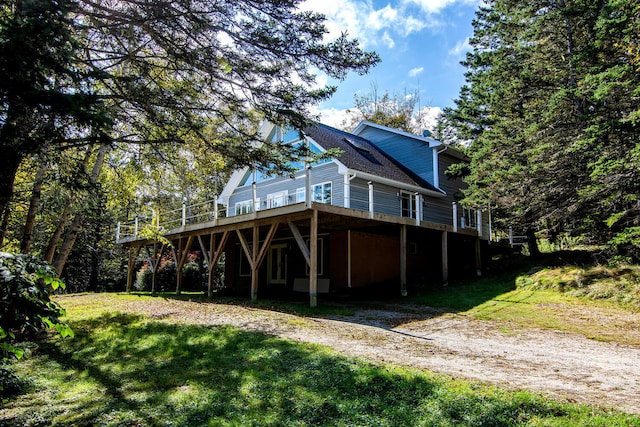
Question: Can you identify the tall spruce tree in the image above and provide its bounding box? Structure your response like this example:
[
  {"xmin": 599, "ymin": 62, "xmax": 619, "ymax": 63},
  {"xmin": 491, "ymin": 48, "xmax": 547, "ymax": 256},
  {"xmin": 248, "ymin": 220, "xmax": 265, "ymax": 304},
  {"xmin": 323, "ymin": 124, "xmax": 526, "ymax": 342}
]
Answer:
[{"xmin": 442, "ymin": 0, "xmax": 639, "ymax": 258}]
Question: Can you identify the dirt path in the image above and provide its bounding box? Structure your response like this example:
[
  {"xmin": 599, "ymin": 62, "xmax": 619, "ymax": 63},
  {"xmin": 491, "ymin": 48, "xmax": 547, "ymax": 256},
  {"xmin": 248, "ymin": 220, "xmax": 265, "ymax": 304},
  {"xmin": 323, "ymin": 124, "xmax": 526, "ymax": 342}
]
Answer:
[{"xmin": 62, "ymin": 295, "xmax": 640, "ymax": 414}]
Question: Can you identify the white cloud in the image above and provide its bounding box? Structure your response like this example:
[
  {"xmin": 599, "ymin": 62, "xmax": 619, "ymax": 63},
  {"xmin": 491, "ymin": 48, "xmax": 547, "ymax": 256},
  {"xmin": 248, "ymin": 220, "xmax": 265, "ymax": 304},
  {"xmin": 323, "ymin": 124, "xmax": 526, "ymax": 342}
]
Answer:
[
  {"xmin": 299, "ymin": 0, "xmax": 454, "ymax": 48},
  {"xmin": 412, "ymin": 106, "xmax": 443, "ymax": 132},
  {"xmin": 448, "ymin": 37, "xmax": 471, "ymax": 57},
  {"xmin": 312, "ymin": 106, "xmax": 351, "ymax": 128},
  {"xmin": 408, "ymin": 67, "xmax": 424, "ymax": 77},
  {"xmin": 381, "ymin": 31, "xmax": 395, "ymax": 49},
  {"xmin": 366, "ymin": 5, "xmax": 399, "ymax": 31},
  {"xmin": 403, "ymin": 0, "xmax": 479, "ymax": 14}
]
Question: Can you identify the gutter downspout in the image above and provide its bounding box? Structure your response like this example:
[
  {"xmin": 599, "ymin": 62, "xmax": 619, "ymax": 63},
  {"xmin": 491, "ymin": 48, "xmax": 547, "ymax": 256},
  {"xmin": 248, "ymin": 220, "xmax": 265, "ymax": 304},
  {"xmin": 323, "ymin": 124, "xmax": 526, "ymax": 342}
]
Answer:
[{"xmin": 434, "ymin": 145, "xmax": 448, "ymax": 191}]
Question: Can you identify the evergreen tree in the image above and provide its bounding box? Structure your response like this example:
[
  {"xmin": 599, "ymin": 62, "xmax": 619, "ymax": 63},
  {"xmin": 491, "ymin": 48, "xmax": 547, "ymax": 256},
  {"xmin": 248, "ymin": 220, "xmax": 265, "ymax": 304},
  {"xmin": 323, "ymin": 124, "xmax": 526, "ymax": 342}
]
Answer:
[{"xmin": 442, "ymin": 0, "xmax": 639, "ymax": 258}]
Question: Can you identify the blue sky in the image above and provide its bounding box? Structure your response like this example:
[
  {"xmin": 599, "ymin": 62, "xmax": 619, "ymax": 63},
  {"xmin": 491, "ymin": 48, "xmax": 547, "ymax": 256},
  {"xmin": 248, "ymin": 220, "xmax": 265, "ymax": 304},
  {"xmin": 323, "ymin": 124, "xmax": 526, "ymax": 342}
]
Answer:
[{"xmin": 300, "ymin": 0, "xmax": 481, "ymax": 127}]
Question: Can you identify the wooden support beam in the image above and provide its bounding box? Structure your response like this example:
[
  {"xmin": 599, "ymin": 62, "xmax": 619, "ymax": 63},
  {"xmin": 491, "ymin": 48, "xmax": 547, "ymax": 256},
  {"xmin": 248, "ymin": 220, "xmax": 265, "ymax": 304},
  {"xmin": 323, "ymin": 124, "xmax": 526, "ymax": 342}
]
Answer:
[
  {"xmin": 288, "ymin": 220, "xmax": 310, "ymax": 267},
  {"xmin": 309, "ymin": 210, "xmax": 318, "ymax": 307},
  {"xmin": 145, "ymin": 242, "xmax": 165, "ymax": 295},
  {"xmin": 441, "ymin": 231, "xmax": 449, "ymax": 286},
  {"xmin": 197, "ymin": 234, "xmax": 210, "ymax": 265},
  {"xmin": 475, "ymin": 238, "xmax": 482, "ymax": 277},
  {"xmin": 251, "ymin": 225, "xmax": 259, "ymax": 301},
  {"xmin": 126, "ymin": 246, "xmax": 141, "ymax": 292},
  {"xmin": 255, "ymin": 223, "xmax": 279, "ymax": 270},
  {"xmin": 236, "ymin": 229, "xmax": 254, "ymax": 270},
  {"xmin": 172, "ymin": 235, "xmax": 194, "ymax": 295},
  {"xmin": 400, "ymin": 224, "xmax": 407, "ymax": 297},
  {"xmin": 207, "ymin": 231, "xmax": 230, "ymax": 298},
  {"xmin": 236, "ymin": 223, "xmax": 279, "ymax": 302}
]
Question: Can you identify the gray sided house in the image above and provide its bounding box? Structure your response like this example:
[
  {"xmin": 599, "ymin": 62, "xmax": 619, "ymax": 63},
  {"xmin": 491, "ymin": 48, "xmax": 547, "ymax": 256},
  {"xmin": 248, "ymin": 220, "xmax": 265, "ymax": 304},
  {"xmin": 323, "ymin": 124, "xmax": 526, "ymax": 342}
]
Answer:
[{"xmin": 117, "ymin": 121, "xmax": 492, "ymax": 306}]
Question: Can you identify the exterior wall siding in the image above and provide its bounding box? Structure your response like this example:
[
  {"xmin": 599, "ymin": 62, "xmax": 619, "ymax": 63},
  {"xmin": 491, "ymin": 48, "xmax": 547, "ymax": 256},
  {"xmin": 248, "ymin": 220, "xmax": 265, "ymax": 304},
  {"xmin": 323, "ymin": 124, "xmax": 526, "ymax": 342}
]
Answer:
[{"xmin": 356, "ymin": 127, "xmax": 435, "ymax": 186}]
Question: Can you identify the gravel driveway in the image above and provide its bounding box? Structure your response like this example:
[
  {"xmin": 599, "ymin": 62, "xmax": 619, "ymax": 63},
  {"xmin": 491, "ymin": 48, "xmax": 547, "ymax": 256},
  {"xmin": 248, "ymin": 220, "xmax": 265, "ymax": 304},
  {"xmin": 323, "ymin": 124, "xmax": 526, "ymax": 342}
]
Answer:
[{"xmin": 62, "ymin": 294, "xmax": 640, "ymax": 415}]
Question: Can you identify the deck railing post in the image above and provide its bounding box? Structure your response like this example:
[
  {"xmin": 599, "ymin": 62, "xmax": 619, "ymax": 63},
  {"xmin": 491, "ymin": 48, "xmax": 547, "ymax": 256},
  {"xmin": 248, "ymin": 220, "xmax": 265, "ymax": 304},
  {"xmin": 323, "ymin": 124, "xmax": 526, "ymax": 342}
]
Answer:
[
  {"xmin": 488, "ymin": 205, "xmax": 492, "ymax": 244},
  {"xmin": 476, "ymin": 209, "xmax": 482, "ymax": 236},
  {"xmin": 452, "ymin": 202, "xmax": 458, "ymax": 232},
  {"xmin": 182, "ymin": 202, "xmax": 187, "ymax": 227},
  {"xmin": 343, "ymin": 174, "xmax": 350, "ymax": 209},
  {"xmin": 509, "ymin": 227, "xmax": 514, "ymax": 246},
  {"xmin": 134, "ymin": 216, "xmax": 139, "ymax": 238},
  {"xmin": 116, "ymin": 222, "xmax": 121, "ymax": 242},
  {"xmin": 252, "ymin": 182, "xmax": 258, "ymax": 218},
  {"xmin": 415, "ymin": 193, "xmax": 421, "ymax": 226},
  {"xmin": 305, "ymin": 167, "xmax": 312, "ymax": 208},
  {"xmin": 214, "ymin": 195, "xmax": 219, "ymax": 224},
  {"xmin": 368, "ymin": 181, "xmax": 374, "ymax": 219}
]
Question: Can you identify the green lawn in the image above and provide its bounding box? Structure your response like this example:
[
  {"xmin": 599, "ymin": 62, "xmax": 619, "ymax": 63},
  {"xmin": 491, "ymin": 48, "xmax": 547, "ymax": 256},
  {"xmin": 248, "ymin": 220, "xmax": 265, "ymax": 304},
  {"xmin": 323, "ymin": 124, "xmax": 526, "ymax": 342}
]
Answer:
[{"xmin": 1, "ymin": 297, "xmax": 638, "ymax": 426}]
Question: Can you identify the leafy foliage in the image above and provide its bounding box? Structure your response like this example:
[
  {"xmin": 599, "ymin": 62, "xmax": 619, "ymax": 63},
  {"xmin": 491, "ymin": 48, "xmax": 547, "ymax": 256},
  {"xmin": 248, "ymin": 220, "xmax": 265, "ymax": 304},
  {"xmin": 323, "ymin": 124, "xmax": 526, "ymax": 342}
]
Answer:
[{"xmin": 0, "ymin": 253, "xmax": 73, "ymax": 362}]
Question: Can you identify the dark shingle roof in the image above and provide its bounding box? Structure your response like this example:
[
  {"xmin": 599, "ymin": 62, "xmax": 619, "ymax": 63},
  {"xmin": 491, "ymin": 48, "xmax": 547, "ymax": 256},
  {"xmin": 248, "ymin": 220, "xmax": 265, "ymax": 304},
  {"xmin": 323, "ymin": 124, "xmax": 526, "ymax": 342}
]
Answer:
[{"xmin": 303, "ymin": 123, "xmax": 441, "ymax": 193}]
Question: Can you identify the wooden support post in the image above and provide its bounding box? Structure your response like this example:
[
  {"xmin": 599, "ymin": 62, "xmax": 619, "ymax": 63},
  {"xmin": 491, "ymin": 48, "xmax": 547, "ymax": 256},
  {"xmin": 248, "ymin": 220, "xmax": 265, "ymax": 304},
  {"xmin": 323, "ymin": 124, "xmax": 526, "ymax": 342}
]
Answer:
[
  {"xmin": 173, "ymin": 235, "xmax": 194, "ymax": 295},
  {"xmin": 347, "ymin": 230, "xmax": 352, "ymax": 288},
  {"xmin": 251, "ymin": 225, "xmax": 259, "ymax": 301},
  {"xmin": 309, "ymin": 210, "xmax": 318, "ymax": 307},
  {"xmin": 147, "ymin": 242, "xmax": 165, "ymax": 295},
  {"xmin": 207, "ymin": 231, "xmax": 230, "ymax": 298},
  {"xmin": 441, "ymin": 231, "xmax": 449, "ymax": 286},
  {"xmin": 126, "ymin": 246, "xmax": 141, "ymax": 292},
  {"xmin": 400, "ymin": 224, "xmax": 407, "ymax": 296},
  {"xmin": 475, "ymin": 238, "xmax": 482, "ymax": 277}
]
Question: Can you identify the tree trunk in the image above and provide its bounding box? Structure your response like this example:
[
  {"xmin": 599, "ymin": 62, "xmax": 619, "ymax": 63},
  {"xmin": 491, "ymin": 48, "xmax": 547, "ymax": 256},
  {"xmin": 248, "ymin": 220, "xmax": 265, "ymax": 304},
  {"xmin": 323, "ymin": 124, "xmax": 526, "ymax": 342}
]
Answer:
[
  {"xmin": 52, "ymin": 144, "xmax": 109, "ymax": 275},
  {"xmin": 526, "ymin": 225, "xmax": 541, "ymax": 258},
  {"xmin": 0, "ymin": 147, "xmax": 24, "ymax": 223},
  {"xmin": 53, "ymin": 214, "xmax": 82, "ymax": 276},
  {"xmin": 44, "ymin": 205, "xmax": 71, "ymax": 263},
  {"xmin": 20, "ymin": 163, "xmax": 46, "ymax": 254},
  {"xmin": 0, "ymin": 204, "xmax": 10, "ymax": 248}
]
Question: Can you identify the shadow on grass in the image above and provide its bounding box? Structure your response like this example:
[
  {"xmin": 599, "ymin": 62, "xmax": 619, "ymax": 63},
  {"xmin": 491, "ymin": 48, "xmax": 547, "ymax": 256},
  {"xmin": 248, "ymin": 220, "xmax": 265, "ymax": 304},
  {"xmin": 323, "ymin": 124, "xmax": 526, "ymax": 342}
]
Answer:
[
  {"xmin": 4, "ymin": 312, "xmax": 611, "ymax": 427},
  {"xmin": 123, "ymin": 251, "xmax": 607, "ymax": 332}
]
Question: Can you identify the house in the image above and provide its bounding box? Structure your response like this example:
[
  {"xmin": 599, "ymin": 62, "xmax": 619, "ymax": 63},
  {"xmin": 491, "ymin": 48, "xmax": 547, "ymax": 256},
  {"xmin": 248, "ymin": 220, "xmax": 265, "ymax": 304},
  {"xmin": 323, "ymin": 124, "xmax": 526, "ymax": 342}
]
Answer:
[{"xmin": 116, "ymin": 121, "xmax": 491, "ymax": 306}]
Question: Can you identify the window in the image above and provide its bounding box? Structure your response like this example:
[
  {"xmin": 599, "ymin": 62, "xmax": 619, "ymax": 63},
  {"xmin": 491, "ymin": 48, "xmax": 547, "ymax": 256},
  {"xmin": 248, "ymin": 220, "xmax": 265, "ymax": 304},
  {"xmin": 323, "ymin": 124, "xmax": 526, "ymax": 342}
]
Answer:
[
  {"xmin": 461, "ymin": 208, "xmax": 477, "ymax": 228},
  {"xmin": 267, "ymin": 191, "xmax": 287, "ymax": 208},
  {"xmin": 295, "ymin": 187, "xmax": 306, "ymax": 203},
  {"xmin": 400, "ymin": 191, "xmax": 416, "ymax": 219},
  {"xmin": 312, "ymin": 182, "xmax": 332, "ymax": 204},
  {"xmin": 235, "ymin": 199, "xmax": 260, "ymax": 215}
]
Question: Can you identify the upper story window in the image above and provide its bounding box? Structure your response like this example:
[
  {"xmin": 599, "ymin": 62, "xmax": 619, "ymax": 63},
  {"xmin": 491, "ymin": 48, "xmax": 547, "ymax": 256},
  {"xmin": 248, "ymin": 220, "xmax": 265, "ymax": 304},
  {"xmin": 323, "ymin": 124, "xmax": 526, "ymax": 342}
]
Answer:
[
  {"xmin": 267, "ymin": 191, "xmax": 287, "ymax": 209},
  {"xmin": 312, "ymin": 182, "xmax": 332, "ymax": 204},
  {"xmin": 235, "ymin": 199, "xmax": 259, "ymax": 215},
  {"xmin": 238, "ymin": 138, "xmax": 330, "ymax": 187},
  {"xmin": 461, "ymin": 208, "xmax": 477, "ymax": 228},
  {"xmin": 399, "ymin": 191, "xmax": 416, "ymax": 219}
]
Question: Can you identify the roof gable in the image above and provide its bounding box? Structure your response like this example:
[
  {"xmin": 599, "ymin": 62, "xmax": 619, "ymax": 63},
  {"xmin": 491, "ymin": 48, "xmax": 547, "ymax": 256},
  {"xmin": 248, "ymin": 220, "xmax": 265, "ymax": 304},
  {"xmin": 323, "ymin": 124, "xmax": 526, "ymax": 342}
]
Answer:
[{"xmin": 303, "ymin": 123, "xmax": 442, "ymax": 194}]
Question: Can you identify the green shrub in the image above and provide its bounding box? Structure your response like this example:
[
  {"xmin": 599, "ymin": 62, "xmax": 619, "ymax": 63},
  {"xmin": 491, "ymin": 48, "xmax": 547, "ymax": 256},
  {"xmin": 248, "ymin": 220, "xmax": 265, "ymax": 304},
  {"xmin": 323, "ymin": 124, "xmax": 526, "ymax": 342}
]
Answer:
[{"xmin": 0, "ymin": 252, "xmax": 73, "ymax": 362}]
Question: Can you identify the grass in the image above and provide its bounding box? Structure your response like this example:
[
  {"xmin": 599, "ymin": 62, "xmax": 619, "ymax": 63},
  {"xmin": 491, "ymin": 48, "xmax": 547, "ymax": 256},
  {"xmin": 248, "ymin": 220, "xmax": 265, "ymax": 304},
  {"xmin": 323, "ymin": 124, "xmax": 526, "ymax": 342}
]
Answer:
[
  {"xmin": 2, "ymin": 309, "xmax": 638, "ymax": 426},
  {"xmin": 2, "ymin": 250, "xmax": 640, "ymax": 425},
  {"xmin": 408, "ymin": 253, "xmax": 640, "ymax": 345}
]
